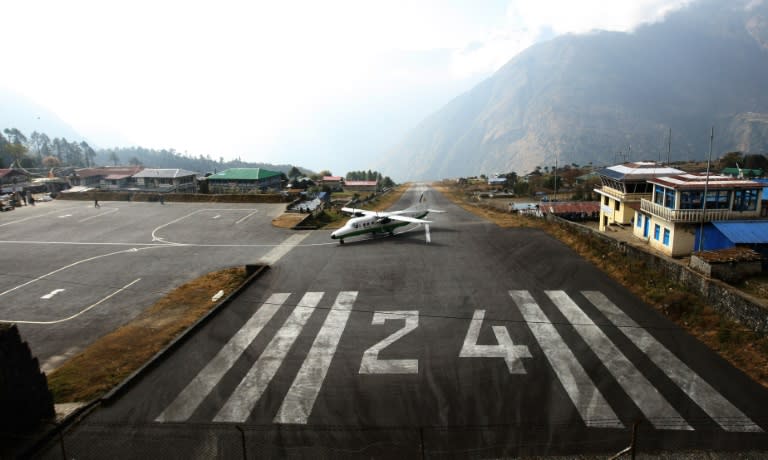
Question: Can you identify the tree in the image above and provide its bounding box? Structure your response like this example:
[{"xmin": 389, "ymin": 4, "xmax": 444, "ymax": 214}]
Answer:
[
  {"xmin": 288, "ymin": 166, "xmax": 301, "ymax": 178},
  {"xmin": 128, "ymin": 156, "xmax": 142, "ymax": 166},
  {"xmin": 719, "ymin": 151, "xmax": 743, "ymax": 169},
  {"xmin": 80, "ymin": 141, "xmax": 96, "ymax": 167},
  {"xmin": 109, "ymin": 151, "xmax": 120, "ymax": 166},
  {"xmin": 3, "ymin": 128, "xmax": 27, "ymax": 145},
  {"xmin": 42, "ymin": 156, "xmax": 61, "ymax": 168},
  {"xmin": 743, "ymin": 154, "xmax": 768, "ymax": 171}
]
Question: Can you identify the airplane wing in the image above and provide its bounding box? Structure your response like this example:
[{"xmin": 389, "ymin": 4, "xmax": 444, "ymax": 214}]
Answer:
[
  {"xmin": 340, "ymin": 207, "xmax": 377, "ymax": 216},
  {"xmin": 385, "ymin": 215, "xmax": 431, "ymax": 224},
  {"xmin": 340, "ymin": 207, "xmax": 430, "ymax": 224}
]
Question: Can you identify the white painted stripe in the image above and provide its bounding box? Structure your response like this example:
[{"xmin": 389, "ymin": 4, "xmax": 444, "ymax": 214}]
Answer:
[
  {"xmin": 0, "ymin": 206, "xmax": 81, "ymax": 227},
  {"xmin": 546, "ymin": 290, "xmax": 692, "ymax": 431},
  {"xmin": 41, "ymin": 289, "xmax": 65, "ymax": 300},
  {"xmin": 155, "ymin": 293, "xmax": 290, "ymax": 422},
  {"xmin": 214, "ymin": 292, "xmax": 323, "ymax": 423},
  {"xmin": 0, "ymin": 246, "xmax": 158, "ymax": 297},
  {"xmin": 211, "ymin": 290, "xmax": 224, "ymax": 302},
  {"xmin": 1, "ymin": 279, "xmax": 141, "ymax": 325},
  {"xmin": 583, "ymin": 290, "xmax": 763, "ymax": 433},
  {"xmin": 274, "ymin": 291, "xmax": 358, "ymax": 424},
  {"xmin": 509, "ymin": 290, "xmax": 623, "ymax": 429},
  {"xmin": 259, "ymin": 232, "xmax": 311, "ymax": 265},
  {"xmin": 79, "ymin": 207, "xmax": 118, "ymax": 223},
  {"xmin": 235, "ymin": 210, "xmax": 258, "ymax": 224},
  {"xmin": 424, "ymin": 224, "xmax": 431, "ymax": 244}
]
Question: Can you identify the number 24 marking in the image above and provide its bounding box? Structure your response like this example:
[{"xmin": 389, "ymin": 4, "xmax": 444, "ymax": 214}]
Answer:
[{"xmin": 358, "ymin": 310, "xmax": 531, "ymax": 375}]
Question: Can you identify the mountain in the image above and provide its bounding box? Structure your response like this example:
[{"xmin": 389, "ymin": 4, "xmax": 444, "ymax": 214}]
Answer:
[
  {"xmin": 0, "ymin": 89, "xmax": 86, "ymax": 143},
  {"xmin": 379, "ymin": 0, "xmax": 768, "ymax": 180}
]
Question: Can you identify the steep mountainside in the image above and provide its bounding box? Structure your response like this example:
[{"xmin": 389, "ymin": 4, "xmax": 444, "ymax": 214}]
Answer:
[{"xmin": 380, "ymin": 0, "xmax": 768, "ymax": 180}]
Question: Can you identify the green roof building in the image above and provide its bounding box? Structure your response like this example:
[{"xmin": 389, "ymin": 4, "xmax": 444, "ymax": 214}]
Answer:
[{"xmin": 206, "ymin": 168, "xmax": 284, "ymax": 192}]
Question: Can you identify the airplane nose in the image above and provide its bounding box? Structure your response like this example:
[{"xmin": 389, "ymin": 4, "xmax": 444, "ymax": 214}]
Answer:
[{"xmin": 330, "ymin": 231, "xmax": 338, "ymax": 239}]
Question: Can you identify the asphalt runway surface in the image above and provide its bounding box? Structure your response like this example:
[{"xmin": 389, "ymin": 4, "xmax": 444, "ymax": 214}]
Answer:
[
  {"xmin": 25, "ymin": 186, "xmax": 768, "ymax": 458},
  {"xmin": 0, "ymin": 198, "xmax": 293, "ymax": 372}
]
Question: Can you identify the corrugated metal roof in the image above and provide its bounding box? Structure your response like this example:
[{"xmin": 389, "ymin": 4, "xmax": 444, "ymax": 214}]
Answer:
[
  {"xmin": 711, "ymin": 221, "xmax": 768, "ymax": 244},
  {"xmin": 544, "ymin": 202, "xmax": 600, "ymax": 214},
  {"xmin": 597, "ymin": 162, "xmax": 684, "ymax": 181},
  {"xmin": 133, "ymin": 168, "xmax": 197, "ymax": 178},
  {"xmin": 207, "ymin": 168, "xmax": 281, "ymax": 181},
  {"xmin": 650, "ymin": 173, "xmax": 762, "ymax": 189}
]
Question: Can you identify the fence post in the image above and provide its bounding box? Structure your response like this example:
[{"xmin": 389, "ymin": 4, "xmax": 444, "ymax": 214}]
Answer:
[{"xmin": 236, "ymin": 425, "xmax": 247, "ymax": 460}]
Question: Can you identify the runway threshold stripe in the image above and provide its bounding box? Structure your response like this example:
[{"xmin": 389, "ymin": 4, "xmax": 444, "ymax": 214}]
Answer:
[
  {"xmin": 546, "ymin": 290, "xmax": 692, "ymax": 431},
  {"xmin": 274, "ymin": 291, "xmax": 358, "ymax": 424},
  {"xmin": 259, "ymin": 233, "xmax": 311, "ymax": 265},
  {"xmin": 582, "ymin": 290, "xmax": 763, "ymax": 433},
  {"xmin": 509, "ymin": 290, "xmax": 624, "ymax": 429},
  {"xmin": 214, "ymin": 292, "xmax": 323, "ymax": 423},
  {"xmin": 155, "ymin": 293, "xmax": 290, "ymax": 422}
]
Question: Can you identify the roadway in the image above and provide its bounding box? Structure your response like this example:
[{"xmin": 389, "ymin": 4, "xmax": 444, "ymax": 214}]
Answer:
[{"xmin": 21, "ymin": 185, "xmax": 768, "ymax": 458}]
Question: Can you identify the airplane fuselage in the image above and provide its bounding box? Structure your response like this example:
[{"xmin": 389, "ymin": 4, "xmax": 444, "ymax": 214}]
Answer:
[{"xmin": 330, "ymin": 210, "xmax": 429, "ymax": 243}]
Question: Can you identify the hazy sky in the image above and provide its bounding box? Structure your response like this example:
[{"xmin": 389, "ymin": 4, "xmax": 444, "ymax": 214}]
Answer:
[{"xmin": 1, "ymin": 0, "xmax": 693, "ymax": 173}]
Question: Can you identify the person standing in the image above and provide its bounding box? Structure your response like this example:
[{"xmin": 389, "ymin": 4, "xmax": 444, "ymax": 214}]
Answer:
[{"xmin": 94, "ymin": 199, "xmax": 100, "ymax": 208}]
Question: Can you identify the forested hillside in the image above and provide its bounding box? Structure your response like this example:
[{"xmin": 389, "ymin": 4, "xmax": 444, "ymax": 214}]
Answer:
[{"xmin": 0, "ymin": 127, "xmax": 312, "ymax": 176}]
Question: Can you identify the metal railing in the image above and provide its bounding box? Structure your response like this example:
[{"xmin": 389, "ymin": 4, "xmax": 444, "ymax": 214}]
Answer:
[
  {"xmin": 640, "ymin": 199, "xmax": 760, "ymax": 223},
  {"xmin": 594, "ymin": 187, "xmax": 649, "ymax": 202}
]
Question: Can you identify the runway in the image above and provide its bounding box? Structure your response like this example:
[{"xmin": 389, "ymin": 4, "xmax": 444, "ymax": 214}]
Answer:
[{"xmin": 28, "ymin": 184, "xmax": 768, "ymax": 458}]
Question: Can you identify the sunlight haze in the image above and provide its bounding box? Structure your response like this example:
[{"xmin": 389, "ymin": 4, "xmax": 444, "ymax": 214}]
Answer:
[{"xmin": 2, "ymin": 0, "xmax": 692, "ymax": 174}]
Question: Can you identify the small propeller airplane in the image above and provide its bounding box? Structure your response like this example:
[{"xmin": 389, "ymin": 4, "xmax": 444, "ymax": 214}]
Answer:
[{"xmin": 331, "ymin": 205, "xmax": 442, "ymax": 244}]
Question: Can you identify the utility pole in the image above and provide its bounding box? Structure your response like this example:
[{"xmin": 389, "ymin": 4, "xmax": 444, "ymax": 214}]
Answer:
[
  {"xmin": 554, "ymin": 154, "xmax": 558, "ymax": 201},
  {"xmin": 697, "ymin": 126, "xmax": 714, "ymax": 253},
  {"xmin": 667, "ymin": 128, "xmax": 672, "ymax": 165}
]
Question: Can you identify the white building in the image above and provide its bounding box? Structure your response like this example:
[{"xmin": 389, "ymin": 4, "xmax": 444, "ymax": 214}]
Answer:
[{"xmin": 634, "ymin": 173, "xmax": 764, "ymax": 257}]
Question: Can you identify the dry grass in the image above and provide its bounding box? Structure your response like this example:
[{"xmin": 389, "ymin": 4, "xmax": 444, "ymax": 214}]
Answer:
[
  {"xmin": 271, "ymin": 213, "xmax": 308, "ymax": 229},
  {"xmin": 47, "ymin": 267, "xmax": 250, "ymax": 403},
  {"xmin": 436, "ymin": 182, "xmax": 768, "ymax": 389}
]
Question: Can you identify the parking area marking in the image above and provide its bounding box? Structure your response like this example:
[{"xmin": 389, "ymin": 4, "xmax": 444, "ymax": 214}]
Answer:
[
  {"xmin": 1, "ymin": 278, "xmax": 141, "ymax": 325},
  {"xmin": 41, "ymin": 289, "xmax": 66, "ymax": 300}
]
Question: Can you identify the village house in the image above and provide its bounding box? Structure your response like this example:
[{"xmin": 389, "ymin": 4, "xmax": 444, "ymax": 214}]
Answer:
[
  {"xmin": 320, "ymin": 175, "xmax": 344, "ymax": 191},
  {"xmin": 0, "ymin": 168, "xmax": 31, "ymax": 193},
  {"xmin": 344, "ymin": 180, "xmax": 378, "ymax": 193},
  {"xmin": 206, "ymin": 168, "xmax": 283, "ymax": 193},
  {"xmin": 69, "ymin": 166, "xmax": 144, "ymax": 189},
  {"xmin": 132, "ymin": 168, "xmax": 198, "ymax": 193}
]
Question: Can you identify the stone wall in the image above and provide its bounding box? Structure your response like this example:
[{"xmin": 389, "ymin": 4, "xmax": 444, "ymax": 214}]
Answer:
[
  {"xmin": 57, "ymin": 191, "xmax": 289, "ymax": 203},
  {"xmin": 547, "ymin": 215, "xmax": 768, "ymax": 335},
  {"xmin": 0, "ymin": 324, "xmax": 55, "ymax": 432}
]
